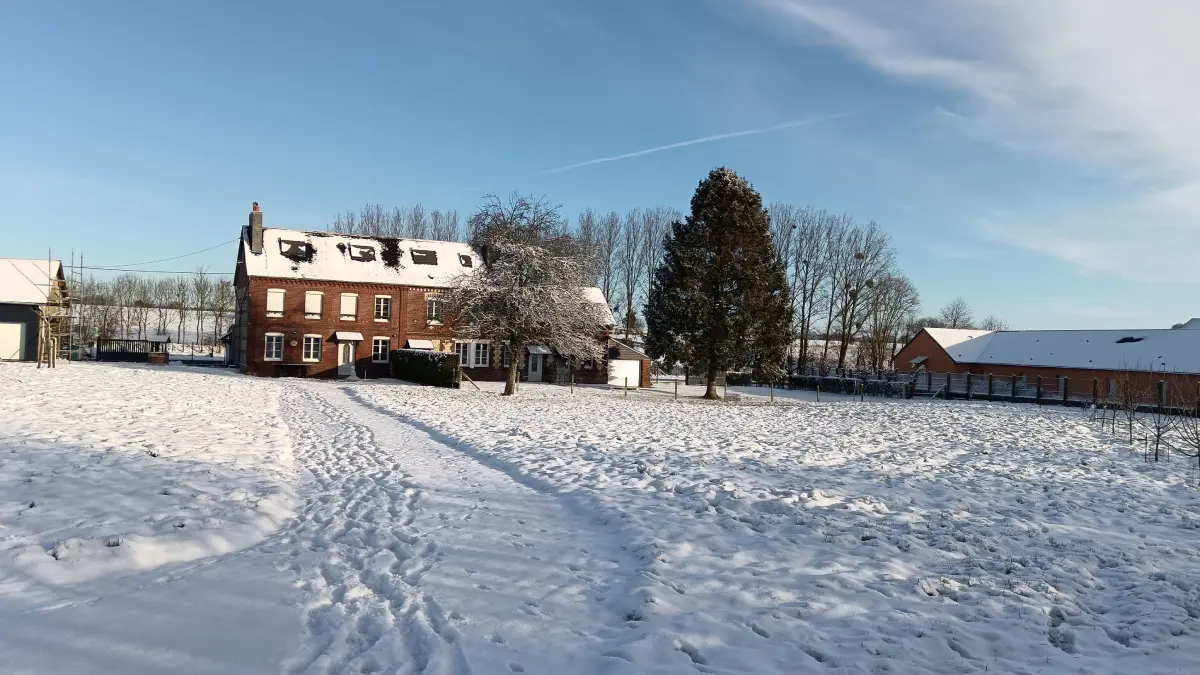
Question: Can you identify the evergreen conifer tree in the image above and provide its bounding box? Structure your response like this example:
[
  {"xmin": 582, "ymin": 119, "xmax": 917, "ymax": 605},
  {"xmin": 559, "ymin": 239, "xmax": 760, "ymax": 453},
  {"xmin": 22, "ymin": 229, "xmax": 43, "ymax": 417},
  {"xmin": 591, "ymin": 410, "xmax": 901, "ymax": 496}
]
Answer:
[{"xmin": 645, "ymin": 168, "xmax": 792, "ymax": 398}]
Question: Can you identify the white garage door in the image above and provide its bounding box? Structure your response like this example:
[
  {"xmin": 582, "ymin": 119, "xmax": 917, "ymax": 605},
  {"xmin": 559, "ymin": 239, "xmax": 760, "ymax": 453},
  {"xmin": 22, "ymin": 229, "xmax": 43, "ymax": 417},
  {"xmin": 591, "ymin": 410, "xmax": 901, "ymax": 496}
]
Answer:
[
  {"xmin": 0, "ymin": 322, "xmax": 25, "ymax": 360},
  {"xmin": 608, "ymin": 359, "xmax": 641, "ymax": 388}
]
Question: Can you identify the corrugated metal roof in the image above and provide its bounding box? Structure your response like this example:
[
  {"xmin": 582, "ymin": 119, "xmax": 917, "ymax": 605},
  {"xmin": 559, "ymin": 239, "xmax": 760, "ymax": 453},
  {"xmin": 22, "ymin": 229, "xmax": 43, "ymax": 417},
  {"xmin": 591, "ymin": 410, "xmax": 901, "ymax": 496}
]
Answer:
[{"xmin": 0, "ymin": 258, "xmax": 62, "ymax": 305}]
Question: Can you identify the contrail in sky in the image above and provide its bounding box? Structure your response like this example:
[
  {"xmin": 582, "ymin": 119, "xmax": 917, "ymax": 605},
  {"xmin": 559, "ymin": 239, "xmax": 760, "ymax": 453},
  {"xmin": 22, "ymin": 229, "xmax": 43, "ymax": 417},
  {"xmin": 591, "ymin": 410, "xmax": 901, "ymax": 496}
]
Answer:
[{"xmin": 535, "ymin": 110, "xmax": 862, "ymax": 175}]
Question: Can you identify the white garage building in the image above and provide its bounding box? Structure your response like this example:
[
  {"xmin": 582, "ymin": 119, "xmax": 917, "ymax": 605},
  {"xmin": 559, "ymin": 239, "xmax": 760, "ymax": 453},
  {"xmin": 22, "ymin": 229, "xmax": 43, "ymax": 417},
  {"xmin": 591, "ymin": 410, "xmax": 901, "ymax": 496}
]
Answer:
[{"xmin": 0, "ymin": 258, "xmax": 68, "ymax": 362}]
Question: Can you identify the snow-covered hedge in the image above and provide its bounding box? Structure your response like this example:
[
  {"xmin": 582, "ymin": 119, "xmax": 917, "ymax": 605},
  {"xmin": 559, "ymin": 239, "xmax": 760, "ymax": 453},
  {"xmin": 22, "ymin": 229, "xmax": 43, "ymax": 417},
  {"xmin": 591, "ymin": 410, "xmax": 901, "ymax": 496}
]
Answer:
[{"xmin": 389, "ymin": 348, "xmax": 460, "ymax": 388}]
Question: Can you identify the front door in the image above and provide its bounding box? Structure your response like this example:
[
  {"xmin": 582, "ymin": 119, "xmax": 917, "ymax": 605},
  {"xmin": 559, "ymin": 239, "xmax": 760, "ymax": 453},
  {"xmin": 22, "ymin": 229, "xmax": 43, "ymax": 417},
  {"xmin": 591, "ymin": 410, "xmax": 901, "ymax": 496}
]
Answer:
[
  {"xmin": 527, "ymin": 353, "xmax": 542, "ymax": 382},
  {"xmin": 338, "ymin": 342, "xmax": 356, "ymax": 378}
]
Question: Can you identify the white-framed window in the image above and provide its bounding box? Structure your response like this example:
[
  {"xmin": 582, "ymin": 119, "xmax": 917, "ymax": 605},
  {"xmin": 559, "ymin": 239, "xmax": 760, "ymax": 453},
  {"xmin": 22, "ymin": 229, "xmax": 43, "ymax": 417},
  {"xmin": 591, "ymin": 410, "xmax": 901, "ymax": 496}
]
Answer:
[
  {"xmin": 372, "ymin": 337, "xmax": 391, "ymax": 363},
  {"xmin": 302, "ymin": 335, "xmax": 323, "ymax": 362},
  {"xmin": 455, "ymin": 342, "xmax": 470, "ymax": 367},
  {"xmin": 304, "ymin": 291, "xmax": 323, "ymax": 319},
  {"xmin": 266, "ymin": 288, "xmax": 285, "ymax": 318},
  {"xmin": 502, "ymin": 344, "xmax": 512, "ymax": 368},
  {"xmin": 374, "ymin": 296, "xmax": 391, "ymax": 321},
  {"xmin": 264, "ymin": 333, "xmax": 284, "ymax": 361},
  {"xmin": 473, "ymin": 342, "xmax": 490, "ymax": 368},
  {"xmin": 426, "ymin": 296, "xmax": 444, "ymax": 324},
  {"xmin": 340, "ymin": 293, "xmax": 358, "ymax": 320}
]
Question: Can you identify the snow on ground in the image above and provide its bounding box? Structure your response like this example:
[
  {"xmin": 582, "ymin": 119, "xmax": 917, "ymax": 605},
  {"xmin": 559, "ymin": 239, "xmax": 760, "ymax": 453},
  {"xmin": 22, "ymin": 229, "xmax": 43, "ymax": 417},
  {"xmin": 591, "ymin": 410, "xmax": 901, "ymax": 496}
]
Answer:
[
  {"xmin": 3, "ymin": 364, "xmax": 1200, "ymax": 674},
  {"xmin": 0, "ymin": 362, "xmax": 299, "ymax": 674},
  {"xmin": 355, "ymin": 381, "xmax": 1200, "ymax": 674}
]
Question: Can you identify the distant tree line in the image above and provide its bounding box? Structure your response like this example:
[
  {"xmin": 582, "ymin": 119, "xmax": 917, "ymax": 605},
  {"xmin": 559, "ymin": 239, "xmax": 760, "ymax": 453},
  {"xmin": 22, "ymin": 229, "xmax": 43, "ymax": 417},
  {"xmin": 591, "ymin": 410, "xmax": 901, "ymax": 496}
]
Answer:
[
  {"xmin": 72, "ymin": 269, "xmax": 234, "ymax": 348},
  {"xmin": 328, "ymin": 203, "xmax": 463, "ymax": 242},
  {"xmin": 908, "ymin": 296, "xmax": 1009, "ymax": 334},
  {"xmin": 326, "ymin": 193, "xmax": 1009, "ymax": 373}
]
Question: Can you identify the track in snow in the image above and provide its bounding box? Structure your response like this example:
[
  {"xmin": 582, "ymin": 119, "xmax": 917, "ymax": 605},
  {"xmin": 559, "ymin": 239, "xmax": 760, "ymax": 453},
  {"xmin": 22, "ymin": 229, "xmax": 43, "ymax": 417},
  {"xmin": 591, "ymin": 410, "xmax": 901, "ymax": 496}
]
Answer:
[{"xmin": 279, "ymin": 383, "xmax": 652, "ymax": 675}]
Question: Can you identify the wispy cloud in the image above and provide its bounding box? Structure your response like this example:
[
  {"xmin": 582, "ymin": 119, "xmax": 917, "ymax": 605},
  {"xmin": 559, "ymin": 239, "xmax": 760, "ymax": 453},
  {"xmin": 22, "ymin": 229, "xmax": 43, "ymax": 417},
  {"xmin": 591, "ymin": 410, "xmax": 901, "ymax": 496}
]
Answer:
[
  {"xmin": 742, "ymin": 0, "xmax": 1200, "ymax": 283},
  {"xmin": 536, "ymin": 111, "xmax": 860, "ymax": 175}
]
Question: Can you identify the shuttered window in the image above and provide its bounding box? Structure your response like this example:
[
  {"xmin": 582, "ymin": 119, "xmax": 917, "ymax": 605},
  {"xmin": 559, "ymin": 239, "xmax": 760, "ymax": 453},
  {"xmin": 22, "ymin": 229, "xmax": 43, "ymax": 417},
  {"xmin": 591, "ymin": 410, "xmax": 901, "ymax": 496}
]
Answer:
[
  {"xmin": 304, "ymin": 291, "xmax": 323, "ymax": 319},
  {"xmin": 340, "ymin": 293, "xmax": 357, "ymax": 320},
  {"xmin": 266, "ymin": 289, "xmax": 285, "ymax": 318}
]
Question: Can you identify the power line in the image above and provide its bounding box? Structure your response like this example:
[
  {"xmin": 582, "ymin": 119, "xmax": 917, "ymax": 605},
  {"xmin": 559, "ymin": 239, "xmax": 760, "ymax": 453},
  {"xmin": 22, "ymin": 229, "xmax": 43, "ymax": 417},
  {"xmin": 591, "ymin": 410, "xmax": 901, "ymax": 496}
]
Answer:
[
  {"xmin": 83, "ymin": 266, "xmax": 234, "ymax": 275},
  {"xmin": 96, "ymin": 238, "xmax": 239, "ymax": 268}
]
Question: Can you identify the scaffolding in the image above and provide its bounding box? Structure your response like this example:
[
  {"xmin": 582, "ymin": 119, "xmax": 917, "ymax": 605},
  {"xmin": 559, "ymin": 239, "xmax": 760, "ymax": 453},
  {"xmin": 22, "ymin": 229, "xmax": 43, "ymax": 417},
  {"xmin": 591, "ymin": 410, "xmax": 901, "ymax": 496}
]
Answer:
[{"xmin": 34, "ymin": 248, "xmax": 71, "ymax": 368}]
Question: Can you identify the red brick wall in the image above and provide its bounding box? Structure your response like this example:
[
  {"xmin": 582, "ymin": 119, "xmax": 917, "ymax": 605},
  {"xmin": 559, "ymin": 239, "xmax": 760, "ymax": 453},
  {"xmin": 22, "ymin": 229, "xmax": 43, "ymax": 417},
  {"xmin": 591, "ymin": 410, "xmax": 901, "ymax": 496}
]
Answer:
[
  {"xmin": 893, "ymin": 330, "xmax": 957, "ymax": 373},
  {"xmin": 946, "ymin": 364, "xmax": 1200, "ymax": 400},
  {"xmin": 243, "ymin": 277, "xmax": 455, "ymax": 378}
]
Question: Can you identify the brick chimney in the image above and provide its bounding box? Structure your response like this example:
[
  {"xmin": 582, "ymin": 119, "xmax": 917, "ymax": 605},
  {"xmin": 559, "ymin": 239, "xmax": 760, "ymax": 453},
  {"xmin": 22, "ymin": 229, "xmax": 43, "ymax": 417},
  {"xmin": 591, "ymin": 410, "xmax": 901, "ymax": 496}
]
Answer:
[{"xmin": 249, "ymin": 201, "xmax": 263, "ymax": 255}]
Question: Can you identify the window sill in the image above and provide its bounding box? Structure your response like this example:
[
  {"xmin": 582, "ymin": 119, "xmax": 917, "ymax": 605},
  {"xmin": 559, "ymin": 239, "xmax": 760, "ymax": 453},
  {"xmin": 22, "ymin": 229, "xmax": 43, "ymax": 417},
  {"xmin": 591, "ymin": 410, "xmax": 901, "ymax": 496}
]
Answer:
[
  {"xmin": 340, "ymin": 316, "xmax": 357, "ymax": 321},
  {"xmin": 264, "ymin": 357, "xmax": 283, "ymax": 362},
  {"xmin": 371, "ymin": 359, "xmax": 388, "ymax": 364},
  {"xmin": 427, "ymin": 320, "xmax": 443, "ymax": 326},
  {"xmin": 302, "ymin": 359, "xmax": 321, "ymax": 363},
  {"xmin": 305, "ymin": 315, "xmax": 322, "ymax": 320},
  {"xmin": 374, "ymin": 318, "xmax": 390, "ymax": 323},
  {"xmin": 266, "ymin": 313, "xmax": 283, "ymax": 319}
]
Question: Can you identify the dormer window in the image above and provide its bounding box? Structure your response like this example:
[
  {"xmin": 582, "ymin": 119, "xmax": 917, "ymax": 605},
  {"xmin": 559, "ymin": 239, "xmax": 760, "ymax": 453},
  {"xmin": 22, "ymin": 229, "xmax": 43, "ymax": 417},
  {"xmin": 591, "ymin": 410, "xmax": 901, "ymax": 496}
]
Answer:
[
  {"xmin": 458, "ymin": 254, "xmax": 473, "ymax": 267},
  {"xmin": 411, "ymin": 249, "xmax": 438, "ymax": 265},
  {"xmin": 349, "ymin": 245, "xmax": 376, "ymax": 262},
  {"xmin": 279, "ymin": 239, "xmax": 314, "ymax": 262}
]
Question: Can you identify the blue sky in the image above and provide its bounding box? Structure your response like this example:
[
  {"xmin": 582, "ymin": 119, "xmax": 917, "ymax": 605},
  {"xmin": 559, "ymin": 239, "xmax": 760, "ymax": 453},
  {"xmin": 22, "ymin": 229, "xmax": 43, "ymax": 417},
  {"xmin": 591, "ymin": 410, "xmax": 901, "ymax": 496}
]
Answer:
[{"xmin": 2, "ymin": 0, "xmax": 1196, "ymax": 329}]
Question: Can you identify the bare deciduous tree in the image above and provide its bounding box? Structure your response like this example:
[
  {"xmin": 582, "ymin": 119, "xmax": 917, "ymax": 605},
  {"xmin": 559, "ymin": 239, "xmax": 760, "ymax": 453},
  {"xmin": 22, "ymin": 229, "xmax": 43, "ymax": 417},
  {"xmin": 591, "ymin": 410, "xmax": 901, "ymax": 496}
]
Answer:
[
  {"xmin": 832, "ymin": 221, "xmax": 895, "ymax": 369},
  {"xmin": 191, "ymin": 267, "xmax": 213, "ymax": 347},
  {"xmin": 1113, "ymin": 366, "xmax": 1149, "ymax": 444},
  {"xmin": 153, "ymin": 278, "xmax": 174, "ymax": 336},
  {"xmin": 616, "ymin": 209, "xmax": 647, "ymax": 336},
  {"xmin": 979, "ymin": 314, "xmax": 1009, "ymax": 331},
  {"xmin": 1143, "ymin": 377, "xmax": 1176, "ymax": 462},
  {"xmin": 863, "ymin": 274, "xmax": 920, "ymax": 370},
  {"xmin": 171, "ymin": 275, "xmax": 191, "ymax": 343},
  {"xmin": 211, "ymin": 278, "xmax": 235, "ymax": 349},
  {"xmin": 596, "ymin": 211, "xmax": 621, "ymax": 309},
  {"xmin": 408, "ymin": 204, "xmax": 428, "ymax": 239},
  {"xmin": 938, "ymin": 297, "xmax": 974, "ymax": 329}
]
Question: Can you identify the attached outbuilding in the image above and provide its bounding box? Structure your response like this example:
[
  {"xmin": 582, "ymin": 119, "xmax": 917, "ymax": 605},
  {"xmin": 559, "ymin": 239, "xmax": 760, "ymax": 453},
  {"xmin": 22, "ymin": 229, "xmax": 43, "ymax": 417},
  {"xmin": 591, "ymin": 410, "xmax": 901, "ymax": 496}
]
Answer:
[
  {"xmin": 606, "ymin": 338, "xmax": 652, "ymax": 388},
  {"xmin": 0, "ymin": 258, "xmax": 69, "ymax": 363}
]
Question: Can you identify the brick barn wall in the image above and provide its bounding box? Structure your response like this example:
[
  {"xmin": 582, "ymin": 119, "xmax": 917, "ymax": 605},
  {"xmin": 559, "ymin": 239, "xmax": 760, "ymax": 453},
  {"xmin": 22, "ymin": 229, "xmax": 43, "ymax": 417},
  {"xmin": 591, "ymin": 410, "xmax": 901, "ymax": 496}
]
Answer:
[
  {"xmin": 243, "ymin": 277, "xmax": 454, "ymax": 379},
  {"xmin": 893, "ymin": 330, "xmax": 957, "ymax": 373},
  {"xmin": 948, "ymin": 363, "xmax": 1200, "ymax": 400}
]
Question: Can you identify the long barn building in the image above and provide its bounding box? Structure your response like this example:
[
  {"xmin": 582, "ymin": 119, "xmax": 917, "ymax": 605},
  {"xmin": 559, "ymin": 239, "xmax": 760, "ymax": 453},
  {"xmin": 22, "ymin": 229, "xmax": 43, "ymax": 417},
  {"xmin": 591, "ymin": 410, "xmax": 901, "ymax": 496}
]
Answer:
[{"xmin": 894, "ymin": 325, "xmax": 1200, "ymax": 398}]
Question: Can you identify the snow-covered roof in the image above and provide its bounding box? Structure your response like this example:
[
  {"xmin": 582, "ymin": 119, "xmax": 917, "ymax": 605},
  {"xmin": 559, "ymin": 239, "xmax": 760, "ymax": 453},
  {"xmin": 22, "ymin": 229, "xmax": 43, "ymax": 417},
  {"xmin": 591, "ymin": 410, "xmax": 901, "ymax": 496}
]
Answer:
[
  {"xmin": 947, "ymin": 329, "xmax": 1200, "ymax": 374},
  {"xmin": 0, "ymin": 258, "xmax": 62, "ymax": 305},
  {"xmin": 241, "ymin": 227, "xmax": 615, "ymax": 322},
  {"xmin": 585, "ymin": 287, "xmax": 615, "ymax": 326},
  {"xmin": 1180, "ymin": 318, "xmax": 1200, "ymax": 330},
  {"xmin": 242, "ymin": 227, "xmax": 477, "ymax": 288}
]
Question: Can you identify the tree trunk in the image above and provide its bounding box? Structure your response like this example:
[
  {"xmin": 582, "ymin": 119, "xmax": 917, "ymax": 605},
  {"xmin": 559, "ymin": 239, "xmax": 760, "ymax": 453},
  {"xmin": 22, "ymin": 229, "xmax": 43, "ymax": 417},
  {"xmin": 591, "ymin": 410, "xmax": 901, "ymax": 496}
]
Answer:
[
  {"xmin": 703, "ymin": 365, "xmax": 720, "ymax": 399},
  {"xmin": 504, "ymin": 352, "xmax": 520, "ymax": 395}
]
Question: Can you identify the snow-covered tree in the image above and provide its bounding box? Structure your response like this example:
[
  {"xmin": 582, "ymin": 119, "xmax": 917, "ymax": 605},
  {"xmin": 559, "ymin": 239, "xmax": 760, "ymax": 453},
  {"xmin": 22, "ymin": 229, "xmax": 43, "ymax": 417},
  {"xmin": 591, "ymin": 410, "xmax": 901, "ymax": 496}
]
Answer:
[
  {"xmin": 645, "ymin": 168, "xmax": 792, "ymax": 399},
  {"xmin": 447, "ymin": 193, "xmax": 610, "ymax": 395}
]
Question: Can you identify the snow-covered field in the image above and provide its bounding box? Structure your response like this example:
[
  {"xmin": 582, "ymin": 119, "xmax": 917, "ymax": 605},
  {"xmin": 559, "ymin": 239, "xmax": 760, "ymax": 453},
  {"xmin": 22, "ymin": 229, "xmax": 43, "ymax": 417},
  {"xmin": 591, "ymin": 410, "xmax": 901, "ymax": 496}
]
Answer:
[{"xmin": 3, "ymin": 363, "xmax": 1199, "ymax": 674}]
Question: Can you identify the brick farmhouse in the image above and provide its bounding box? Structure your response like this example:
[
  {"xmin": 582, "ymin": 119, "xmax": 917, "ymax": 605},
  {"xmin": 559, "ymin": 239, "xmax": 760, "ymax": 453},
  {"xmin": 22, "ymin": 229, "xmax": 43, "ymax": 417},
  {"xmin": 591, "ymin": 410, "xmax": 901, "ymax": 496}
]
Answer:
[
  {"xmin": 228, "ymin": 205, "xmax": 650, "ymax": 386},
  {"xmin": 894, "ymin": 325, "xmax": 1200, "ymax": 400}
]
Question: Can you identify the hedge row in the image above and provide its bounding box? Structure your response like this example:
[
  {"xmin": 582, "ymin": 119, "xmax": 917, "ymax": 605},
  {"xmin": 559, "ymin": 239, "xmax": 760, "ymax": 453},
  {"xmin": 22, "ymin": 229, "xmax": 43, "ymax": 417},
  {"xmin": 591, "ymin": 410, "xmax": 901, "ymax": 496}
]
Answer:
[
  {"xmin": 786, "ymin": 375, "xmax": 908, "ymax": 398},
  {"xmin": 389, "ymin": 349, "xmax": 460, "ymax": 388}
]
